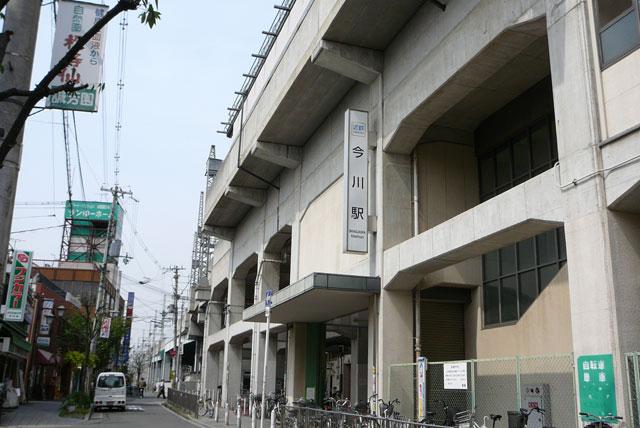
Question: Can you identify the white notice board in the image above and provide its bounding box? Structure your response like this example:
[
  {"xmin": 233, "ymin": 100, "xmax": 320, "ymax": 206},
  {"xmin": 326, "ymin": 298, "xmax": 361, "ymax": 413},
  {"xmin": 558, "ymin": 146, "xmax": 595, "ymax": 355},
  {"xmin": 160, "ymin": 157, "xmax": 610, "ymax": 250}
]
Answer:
[{"xmin": 444, "ymin": 362, "xmax": 468, "ymax": 389}]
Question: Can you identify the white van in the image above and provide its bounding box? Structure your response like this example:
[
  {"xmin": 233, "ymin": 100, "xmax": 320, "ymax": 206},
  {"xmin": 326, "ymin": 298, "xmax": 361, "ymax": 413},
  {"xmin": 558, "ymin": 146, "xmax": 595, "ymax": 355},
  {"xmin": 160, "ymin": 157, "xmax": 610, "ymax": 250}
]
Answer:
[{"xmin": 94, "ymin": 372, "xmax": 126, "ymax": 411}]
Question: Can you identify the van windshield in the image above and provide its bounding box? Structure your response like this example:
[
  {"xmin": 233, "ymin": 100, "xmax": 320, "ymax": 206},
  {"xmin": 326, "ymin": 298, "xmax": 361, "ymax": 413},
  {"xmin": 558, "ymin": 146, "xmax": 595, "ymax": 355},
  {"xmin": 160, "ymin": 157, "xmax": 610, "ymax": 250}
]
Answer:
[{"xmin": 97, "ymin": 375, "xmax": 124, "ymax": 388}]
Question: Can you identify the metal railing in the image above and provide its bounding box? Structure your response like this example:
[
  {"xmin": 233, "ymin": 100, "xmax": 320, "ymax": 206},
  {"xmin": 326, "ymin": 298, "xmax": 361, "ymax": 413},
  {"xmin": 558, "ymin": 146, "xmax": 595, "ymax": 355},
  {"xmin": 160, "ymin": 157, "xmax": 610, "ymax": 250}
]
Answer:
[
  {"xmin": 167, "ymin": 388, "xmax": 199, "ymax": 418},
  {"xmin": 277, "ymin": 406, "xmax": 448, "ymax": 428}
]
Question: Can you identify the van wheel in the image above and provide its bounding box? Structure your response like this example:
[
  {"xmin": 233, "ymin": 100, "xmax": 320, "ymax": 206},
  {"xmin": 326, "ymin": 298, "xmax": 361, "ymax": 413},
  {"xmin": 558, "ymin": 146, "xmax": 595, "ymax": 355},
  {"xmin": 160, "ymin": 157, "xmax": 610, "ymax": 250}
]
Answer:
[{"xmin": 120, "ymin": 406, "xmax": 126, "ymax": 412}]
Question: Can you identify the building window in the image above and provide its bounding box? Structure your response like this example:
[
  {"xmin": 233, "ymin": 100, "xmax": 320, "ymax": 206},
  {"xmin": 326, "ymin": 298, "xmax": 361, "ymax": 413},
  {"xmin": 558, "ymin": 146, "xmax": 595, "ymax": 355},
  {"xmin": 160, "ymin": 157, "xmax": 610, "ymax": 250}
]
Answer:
[
  {"xmin": 478, "ymin": 116, "xmax": 556, "ymax": 202},
  {"xmin": 482, "ymin": 228, "xmax": 567, "ymax": 326},
  {"xmin": 478, "ymin": 116, "xmax": 566, "ymax": 327},
  {"xmin": 595, "ymin": 0, "xmax": 640, "ymax": 67}
]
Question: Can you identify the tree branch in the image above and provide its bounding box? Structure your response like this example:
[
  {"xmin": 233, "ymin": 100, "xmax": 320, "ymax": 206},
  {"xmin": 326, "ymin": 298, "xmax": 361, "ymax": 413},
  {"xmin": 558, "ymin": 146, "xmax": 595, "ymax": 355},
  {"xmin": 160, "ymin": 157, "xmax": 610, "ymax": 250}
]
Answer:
[
  {"xmin": 0, "ymin": 81, "xmax": 88, "ymax": 102},
  {"xmin": 0, "ymin": 0, "xmax": 138, "ymax": 167}
]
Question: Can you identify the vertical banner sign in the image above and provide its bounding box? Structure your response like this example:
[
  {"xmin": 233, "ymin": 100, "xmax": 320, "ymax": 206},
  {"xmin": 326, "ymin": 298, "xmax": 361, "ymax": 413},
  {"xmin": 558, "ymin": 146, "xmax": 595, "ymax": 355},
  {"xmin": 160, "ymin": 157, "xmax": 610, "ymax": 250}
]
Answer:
[
  {"xmin": 47, "ymin": 0, "xmax": 109, "ymax": 112},
  {"xmin": 100, "ymin": 317, "xmax": 111, "ymax": 338},
  {"xmin": 119, "ymin": 292, "xmax": 134, "ymax": 365},
  {"xmin": 343, "ymin": 109, "xmax": 369, "ymax": 253},
  {"xmin": 5, "ymin": 250, "xmax": 33, "ymax": 322},
  {"xmin": 417, "ymin": 357, "xmax": 427, "ymax": 420}
]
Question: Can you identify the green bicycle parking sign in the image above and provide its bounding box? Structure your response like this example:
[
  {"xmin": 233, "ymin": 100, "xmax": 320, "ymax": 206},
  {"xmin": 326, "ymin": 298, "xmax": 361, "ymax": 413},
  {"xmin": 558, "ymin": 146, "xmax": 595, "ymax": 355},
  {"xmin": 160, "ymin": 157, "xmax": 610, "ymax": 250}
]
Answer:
[{"xmin": 577, "ymin": 354, "xmax": 618, "ymax": 422}]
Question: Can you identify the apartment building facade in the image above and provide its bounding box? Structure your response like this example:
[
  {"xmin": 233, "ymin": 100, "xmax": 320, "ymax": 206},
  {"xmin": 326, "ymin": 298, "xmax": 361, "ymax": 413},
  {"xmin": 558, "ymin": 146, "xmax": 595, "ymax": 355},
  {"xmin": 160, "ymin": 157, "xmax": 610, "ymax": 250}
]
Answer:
[{"xmin": 200, "ymin": 0, "xmax": 640, "ymax": 423}]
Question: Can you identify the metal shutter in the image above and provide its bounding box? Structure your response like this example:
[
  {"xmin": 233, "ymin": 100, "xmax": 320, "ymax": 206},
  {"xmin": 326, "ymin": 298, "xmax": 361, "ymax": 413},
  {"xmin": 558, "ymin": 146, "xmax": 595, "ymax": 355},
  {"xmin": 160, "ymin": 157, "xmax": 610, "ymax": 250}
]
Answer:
[{"xmin": 420, "ymin": 300, "xmax": 465, "ymax": 362}]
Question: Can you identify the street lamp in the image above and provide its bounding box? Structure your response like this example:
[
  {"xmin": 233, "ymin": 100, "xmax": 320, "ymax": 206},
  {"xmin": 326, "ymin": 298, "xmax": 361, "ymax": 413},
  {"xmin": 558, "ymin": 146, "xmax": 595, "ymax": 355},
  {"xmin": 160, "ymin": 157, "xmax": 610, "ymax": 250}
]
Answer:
[{"xmin": 56, "ymin": 305, "xmax": 66, "ymax": 318}]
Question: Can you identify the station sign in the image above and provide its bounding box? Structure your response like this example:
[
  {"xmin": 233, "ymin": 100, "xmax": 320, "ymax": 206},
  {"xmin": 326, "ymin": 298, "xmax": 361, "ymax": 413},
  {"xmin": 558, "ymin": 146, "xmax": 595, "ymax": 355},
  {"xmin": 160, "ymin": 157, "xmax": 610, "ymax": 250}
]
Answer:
[{"xmin": 343, "ymin": 109, "xmax": 369, "ymax": 254}]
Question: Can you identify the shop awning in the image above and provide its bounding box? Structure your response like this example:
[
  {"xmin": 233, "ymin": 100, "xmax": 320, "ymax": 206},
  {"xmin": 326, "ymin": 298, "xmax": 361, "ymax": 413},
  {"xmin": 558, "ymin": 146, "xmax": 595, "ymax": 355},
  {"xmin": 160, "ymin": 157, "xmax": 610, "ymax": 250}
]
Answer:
[
  {"xmin": 243, "ymin": 272, "xmax": 379, "ymax": 323},
  {"xmin": 0, "ymin": 320, "xmax": 32, "ymax": 357}
]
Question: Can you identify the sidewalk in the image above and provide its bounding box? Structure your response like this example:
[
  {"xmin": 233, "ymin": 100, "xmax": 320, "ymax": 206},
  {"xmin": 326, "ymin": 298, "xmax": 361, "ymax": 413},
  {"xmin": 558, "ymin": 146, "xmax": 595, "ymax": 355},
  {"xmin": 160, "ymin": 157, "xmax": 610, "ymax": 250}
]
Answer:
[
  {"xmin": 166, "ymin": 404, "xmax": 255, "ymax": 428},
  {"xmin": 1, "ymin": 400, "xmax": 86, "ymax": 427}
]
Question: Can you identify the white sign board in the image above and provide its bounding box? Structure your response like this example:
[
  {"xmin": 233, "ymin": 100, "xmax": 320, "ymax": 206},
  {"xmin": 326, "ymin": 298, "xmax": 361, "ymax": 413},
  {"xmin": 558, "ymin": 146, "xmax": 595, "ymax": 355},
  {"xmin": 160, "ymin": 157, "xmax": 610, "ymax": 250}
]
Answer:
[
  {"xmin": 47, "ymin": 0, "xmax": 109, "ymax": 112},
  {"xmin": 343, "ymin": 109, "xmax": 369, "ymax": 253},
  {"xmin": 444, "ymin": 362, "xmax": 468, "ymax": 389}
]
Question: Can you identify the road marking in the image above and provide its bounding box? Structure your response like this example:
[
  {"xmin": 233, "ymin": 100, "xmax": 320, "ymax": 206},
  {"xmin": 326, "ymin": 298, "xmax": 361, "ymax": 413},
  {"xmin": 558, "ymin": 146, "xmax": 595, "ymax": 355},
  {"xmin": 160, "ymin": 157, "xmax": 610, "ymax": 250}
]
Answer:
[{"xmin": 126, "ymin": 405, "xmax": 145, "ymax": 412}]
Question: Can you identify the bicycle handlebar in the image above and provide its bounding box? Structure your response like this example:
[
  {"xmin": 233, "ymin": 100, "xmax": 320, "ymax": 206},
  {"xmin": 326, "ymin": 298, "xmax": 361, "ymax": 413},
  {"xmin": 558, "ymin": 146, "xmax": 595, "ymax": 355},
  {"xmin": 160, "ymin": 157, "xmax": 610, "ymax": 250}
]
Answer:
[{"xmin": 579, "ymin": 412, "xmax": 623, "ymax": 420}]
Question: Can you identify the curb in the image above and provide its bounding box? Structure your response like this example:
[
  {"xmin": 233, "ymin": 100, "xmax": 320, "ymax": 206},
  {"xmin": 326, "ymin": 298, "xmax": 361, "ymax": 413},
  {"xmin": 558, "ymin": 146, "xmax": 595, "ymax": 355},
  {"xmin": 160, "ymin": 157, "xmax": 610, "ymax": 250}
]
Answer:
[{"xmin": 161, "ymin": 402, "xmax": 208, "ymax": 428}]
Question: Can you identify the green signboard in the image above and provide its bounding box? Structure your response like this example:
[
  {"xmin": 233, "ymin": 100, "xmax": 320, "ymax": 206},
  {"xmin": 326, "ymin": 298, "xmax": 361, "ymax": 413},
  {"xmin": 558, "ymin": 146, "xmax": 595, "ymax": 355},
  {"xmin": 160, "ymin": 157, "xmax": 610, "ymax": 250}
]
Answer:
[
  {"xmin": 577, "ymin": 354, "xmax": 618, "ymax": 421},
  {"xmin": 65, "ymin": 200, "xmax": 114, "ymax": 221}
]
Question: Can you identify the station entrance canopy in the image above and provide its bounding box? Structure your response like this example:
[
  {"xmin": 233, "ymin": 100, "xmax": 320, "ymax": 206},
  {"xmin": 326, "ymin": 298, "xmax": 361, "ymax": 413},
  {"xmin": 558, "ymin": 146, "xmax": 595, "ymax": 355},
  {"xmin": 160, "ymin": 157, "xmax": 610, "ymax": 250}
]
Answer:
[{"xmin": 243, "ymin": 272, "xmax": 379, "ymax": 323}]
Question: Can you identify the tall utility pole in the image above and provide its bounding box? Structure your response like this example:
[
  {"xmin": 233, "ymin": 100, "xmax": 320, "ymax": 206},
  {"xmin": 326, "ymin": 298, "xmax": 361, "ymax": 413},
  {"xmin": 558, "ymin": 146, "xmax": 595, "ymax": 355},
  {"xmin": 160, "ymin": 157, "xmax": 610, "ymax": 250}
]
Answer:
[
  {"xmin": 88, "ymin": 185, "xmax": 133, "ymax": 387},
  {"xmin": 169, "ymin": 265, "xmax": 183, "ymax": 389},
  {"xmin": 0, "ymin": 1, "xmax": 42, "ymax": 291},
  {"xmin": 177, "ymin": 297, "xmax": 185, "ymax": 390}
]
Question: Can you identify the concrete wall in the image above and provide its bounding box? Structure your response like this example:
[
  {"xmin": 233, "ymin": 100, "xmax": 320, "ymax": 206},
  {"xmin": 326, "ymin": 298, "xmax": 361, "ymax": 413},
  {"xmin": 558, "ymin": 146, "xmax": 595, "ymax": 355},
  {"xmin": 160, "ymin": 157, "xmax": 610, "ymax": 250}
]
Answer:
[
  {"xmin": 600, "ymin": 50, "xmax": 640, "ymax": 136},
  {"xmin": 465, "ymin": 266, "xmax": 573, "ymax": 359},
  {"xmin": 298, "ymin": 178, "xmax": 368, "ymax": 278}
]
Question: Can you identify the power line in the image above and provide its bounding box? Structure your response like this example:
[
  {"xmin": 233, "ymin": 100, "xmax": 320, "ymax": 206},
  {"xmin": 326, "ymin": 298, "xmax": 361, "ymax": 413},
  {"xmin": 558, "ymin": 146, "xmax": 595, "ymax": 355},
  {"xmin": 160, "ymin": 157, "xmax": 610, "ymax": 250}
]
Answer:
[{"xmin": 11, "ymin": 224, "xmax": 64, "ymax": 234}]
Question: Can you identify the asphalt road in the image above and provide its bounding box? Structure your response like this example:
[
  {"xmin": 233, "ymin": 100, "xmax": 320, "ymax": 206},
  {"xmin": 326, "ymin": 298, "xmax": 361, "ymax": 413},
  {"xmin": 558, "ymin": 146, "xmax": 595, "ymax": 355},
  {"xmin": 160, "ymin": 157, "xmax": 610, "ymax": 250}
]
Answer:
[{"xmin": 85, "ymin": 397, "xmax": 198, "ymax": 428}]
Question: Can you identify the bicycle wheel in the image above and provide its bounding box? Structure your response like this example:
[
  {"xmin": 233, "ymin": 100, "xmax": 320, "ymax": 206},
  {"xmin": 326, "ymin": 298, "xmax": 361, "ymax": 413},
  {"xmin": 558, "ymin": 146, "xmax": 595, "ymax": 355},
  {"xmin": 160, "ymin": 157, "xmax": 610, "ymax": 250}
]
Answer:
[{"xmin": 198, "ymin": 399, "xmax": 209, "ymax": 417}]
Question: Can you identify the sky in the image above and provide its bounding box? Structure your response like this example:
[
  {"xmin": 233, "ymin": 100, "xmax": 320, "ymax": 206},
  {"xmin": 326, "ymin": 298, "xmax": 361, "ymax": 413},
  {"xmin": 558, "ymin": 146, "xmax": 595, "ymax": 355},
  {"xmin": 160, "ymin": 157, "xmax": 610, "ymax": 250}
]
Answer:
[{"xmin": 12, "ymin": 0, "xmax": 277, "ymax": 350}]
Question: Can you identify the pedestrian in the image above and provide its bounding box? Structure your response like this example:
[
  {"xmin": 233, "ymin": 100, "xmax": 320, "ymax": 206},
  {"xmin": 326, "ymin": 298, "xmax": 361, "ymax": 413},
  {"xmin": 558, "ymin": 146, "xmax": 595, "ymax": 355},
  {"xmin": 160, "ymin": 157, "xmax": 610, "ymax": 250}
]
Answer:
[
  {"xmin": 156, "ymin": 379, "xmax": 166, "ymax": 399},
  {"xmin": 138, "ymin": 377, "xmax": 146, "ymax": 398}
]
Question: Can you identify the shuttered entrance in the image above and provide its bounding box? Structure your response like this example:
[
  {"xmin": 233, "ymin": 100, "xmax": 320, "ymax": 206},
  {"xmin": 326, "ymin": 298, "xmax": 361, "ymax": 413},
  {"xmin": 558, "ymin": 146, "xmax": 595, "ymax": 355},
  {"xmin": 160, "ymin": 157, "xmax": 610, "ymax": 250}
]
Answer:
[{"xmin": 420, "ymin": 300, "xmax": 465, "ymax": 362}]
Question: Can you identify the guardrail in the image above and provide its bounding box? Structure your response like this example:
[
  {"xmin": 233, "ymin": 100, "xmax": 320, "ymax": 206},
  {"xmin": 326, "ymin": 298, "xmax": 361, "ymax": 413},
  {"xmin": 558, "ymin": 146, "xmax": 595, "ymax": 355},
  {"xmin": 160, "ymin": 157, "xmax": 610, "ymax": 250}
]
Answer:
[
  {"xmin": 167, "ymin": 388, "xmax": 199, "ymax": 419},
  {"xmin": 277, "ymin": 406, "xmax": 448, "ymax": 428}
]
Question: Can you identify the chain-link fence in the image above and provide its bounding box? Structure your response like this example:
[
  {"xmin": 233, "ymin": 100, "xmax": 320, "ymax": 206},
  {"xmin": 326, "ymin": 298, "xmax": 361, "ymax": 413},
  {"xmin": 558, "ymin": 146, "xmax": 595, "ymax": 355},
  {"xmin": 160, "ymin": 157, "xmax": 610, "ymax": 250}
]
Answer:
[
  {"xmin": 626, "ymin": 352, "xmax": 640, "ymax": 427},
  {"xmin": 388, "ymin": 354, "xmax": 577, "ymax": 426}
]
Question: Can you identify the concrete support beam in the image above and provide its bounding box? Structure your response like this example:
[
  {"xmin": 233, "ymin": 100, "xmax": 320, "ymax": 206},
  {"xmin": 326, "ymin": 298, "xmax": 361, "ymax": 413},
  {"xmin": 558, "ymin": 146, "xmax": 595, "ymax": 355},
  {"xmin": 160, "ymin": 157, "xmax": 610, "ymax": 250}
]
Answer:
[
  {"xmin": 377, "ymin": 290, "xmax": 413, "ymax": 400},
  {"xmin": 203, "ymin": 225, "xmax": 235, "ymax": 241},
  {"xmin": 253, "ymin": 141, "xmax": 301, "ymax": 169},
  {"xmin": 311, "ymin": 39, "xmax": 382, "ymax": 85},
  {"xmin": 226, "ymin": 186, "xmax": 267, "ymax": 208},
  {"xmin": 285, "ymin": 323, "xmax": 306, "ymax": 404},
  {"xmin": 203, "ymin": 346, "xmax": 220, "ymax": 393}
]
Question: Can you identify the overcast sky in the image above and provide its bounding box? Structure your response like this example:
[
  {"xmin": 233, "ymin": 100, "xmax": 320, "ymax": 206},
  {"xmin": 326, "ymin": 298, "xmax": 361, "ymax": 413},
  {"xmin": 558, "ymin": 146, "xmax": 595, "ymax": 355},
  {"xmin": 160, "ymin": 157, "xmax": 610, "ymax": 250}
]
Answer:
[{"xmin": 13, "ymin": 1, "xmax": 276, "ymax": 349}]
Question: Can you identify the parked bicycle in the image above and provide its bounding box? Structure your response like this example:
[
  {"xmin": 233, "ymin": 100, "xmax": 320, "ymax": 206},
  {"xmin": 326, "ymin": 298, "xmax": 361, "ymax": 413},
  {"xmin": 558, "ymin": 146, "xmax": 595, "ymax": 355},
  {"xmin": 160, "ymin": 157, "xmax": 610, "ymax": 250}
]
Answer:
[
  {"xmin": 198, "ymin": 394, "xmax": 215, "ymax": 417},
  {"xmin": 579, "ymin": 411, "xmax": 623, "ymax": 428}
]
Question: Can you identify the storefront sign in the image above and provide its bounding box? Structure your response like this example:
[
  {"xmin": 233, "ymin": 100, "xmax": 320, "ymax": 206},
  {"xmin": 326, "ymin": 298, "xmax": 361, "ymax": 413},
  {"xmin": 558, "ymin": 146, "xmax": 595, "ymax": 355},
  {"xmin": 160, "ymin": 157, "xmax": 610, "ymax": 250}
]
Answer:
[
  {"xmin": 343, "ymin": 109, "xmax": 369, "ymax": 253},
  {"xmin": 39, "ymin": 316, "xmax": 51, "ymax": 336},
  {"xmin": 577, "ymin": 354, "xmax": 617, "ymax": 419},
  {"xmin": 417, "ymin": 357, "xmax": 427, "ymax": 419},
  {"xmin": 47, "ymin": 0, "xmax": 109, "ymax": 112},
  {"xmin": 99, "ymin": 317, "xmax": 111, "ymax": 338},
  {"xmin": 4, "ymin": 250, "xmax": 34, "ymax": 322},
  {"xmin": 444, "ymin": 362, "xmax": 468, "ymax": 390},
  {"xmin": 37, "ymin": 336, "xmax": 51, "ymax": 347}
]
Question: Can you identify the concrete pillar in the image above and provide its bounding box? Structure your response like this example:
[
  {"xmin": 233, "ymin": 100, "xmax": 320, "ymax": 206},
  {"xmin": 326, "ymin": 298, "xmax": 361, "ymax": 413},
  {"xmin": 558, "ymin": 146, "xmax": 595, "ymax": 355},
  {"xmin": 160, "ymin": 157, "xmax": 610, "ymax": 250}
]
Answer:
[
  {"xmin": 203, "ymin": 346, "xmax": 220, "ymax": 393},
  {"xmin": 286, "ymin": 323, "xmax": 307, "ymax": 403},
  {"xmin": 229, "ymin": 278, "xmax": 244, "ymax": 325},
  {"xmin": 265, "ymin": 332, "xmax": 277, "ymax": 394},
  {"xmin": 350, "ymin": 326, "xmax": 367, "ymax": 404},
  {"xmin": 547, "ymin": 0, "xmax": 635, "ymax": 419},
  {"xmin": 377, "ymin": 290, "xmax": 413, "ymax": 401},
  {"xmin": 222, "ymin": 342, "xmax": 242, "ymax": 405}
]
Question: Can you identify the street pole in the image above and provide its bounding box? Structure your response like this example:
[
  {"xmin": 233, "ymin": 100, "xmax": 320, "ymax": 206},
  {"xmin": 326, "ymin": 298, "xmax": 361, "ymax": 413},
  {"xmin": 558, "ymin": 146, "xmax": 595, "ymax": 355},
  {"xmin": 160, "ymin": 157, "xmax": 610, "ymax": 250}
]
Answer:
[
  {"xmin": 177, "ymin": 297, "xmax": 185, "ymax": 390},
  {"xmin": 0, "ymin": 0, "xmax": 42, "ymax": 291},
  {"xmin": 259, "ymin": 290, "xmax": 273, "ymax": 428},
  {"xmin": 170, "ymin": 265, "xmax": 183, "ymax": 390}
]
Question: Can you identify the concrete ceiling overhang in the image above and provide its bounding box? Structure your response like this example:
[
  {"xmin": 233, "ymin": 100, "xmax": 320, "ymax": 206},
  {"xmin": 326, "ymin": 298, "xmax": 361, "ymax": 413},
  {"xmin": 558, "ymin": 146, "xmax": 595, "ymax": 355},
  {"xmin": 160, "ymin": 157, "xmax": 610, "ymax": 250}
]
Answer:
[
  {"xmin": 243, "ymin": 272, "xmax": 379, "ymax": 324},
  {"xmin": 205, "ymin": 0, "xmax": 429, "ymax": 232},
  {"xmin": 384, "ymin": 17, "xmax": 550, "ymax": 154}
]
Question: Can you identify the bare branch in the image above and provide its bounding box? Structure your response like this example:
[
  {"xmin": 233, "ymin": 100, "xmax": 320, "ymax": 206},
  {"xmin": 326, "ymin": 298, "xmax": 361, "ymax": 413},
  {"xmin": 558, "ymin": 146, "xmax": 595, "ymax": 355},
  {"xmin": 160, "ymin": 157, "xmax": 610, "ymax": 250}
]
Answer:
[
  {"xmin": 0, "ymin": 0, "xmax": 138, "ymax": 167},
  {"xmin": 0, "ymin": 86, "xmax": 29, "ymax": 102}
]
